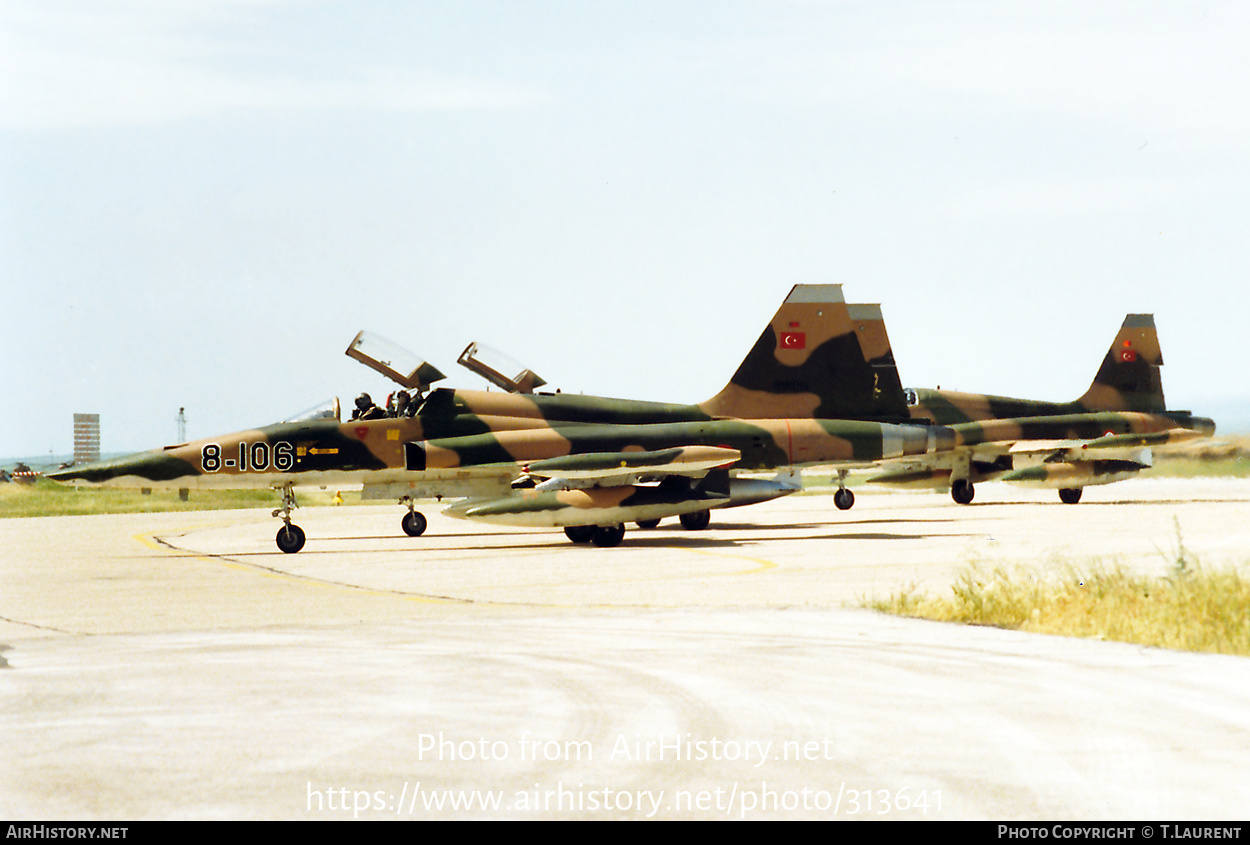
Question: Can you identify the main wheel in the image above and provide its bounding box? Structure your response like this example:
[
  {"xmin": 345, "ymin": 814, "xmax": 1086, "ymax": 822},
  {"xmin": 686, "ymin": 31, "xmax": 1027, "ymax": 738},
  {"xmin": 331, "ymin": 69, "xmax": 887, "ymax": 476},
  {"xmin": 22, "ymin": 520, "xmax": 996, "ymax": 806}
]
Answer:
[
  {"xmin": 276, "ymin": 523, "xmax": 306, "ymax": 554},
  {"xmin": 401, "ymin": 510, "xmax": 428, "ymax": 537},
  {"xmin": 635, "ymin": 518, "xmax": 661, "ymax": 529},
  {"xmin": 834, "ymin": 488, "xmax": 855, "ymax": 510},
  {"xmin": 951, "ymin": 479, "xmax": 975, "ymax": 505},
  {"xmin": 564, "ymin": 525, "xmax": 595, "ymax": 544},
  {"xmin": 1059, "ymin": 487, "xmax": 1083, "ymax": 504},
  {"xmin": 679, "ymin": 509, "xmax": 711, "ymax": 530},
  {"xmin": 591, "ymin": 524, "xmax": 626, "ymax": 547}
]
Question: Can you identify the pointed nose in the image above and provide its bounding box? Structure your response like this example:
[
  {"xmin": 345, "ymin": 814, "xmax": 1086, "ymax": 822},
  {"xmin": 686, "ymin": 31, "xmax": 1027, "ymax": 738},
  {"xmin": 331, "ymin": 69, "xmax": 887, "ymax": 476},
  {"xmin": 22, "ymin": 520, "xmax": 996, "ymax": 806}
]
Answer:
[{"xmin": 46, "ymin": 450, "xmax": 199, "ymax": 486}]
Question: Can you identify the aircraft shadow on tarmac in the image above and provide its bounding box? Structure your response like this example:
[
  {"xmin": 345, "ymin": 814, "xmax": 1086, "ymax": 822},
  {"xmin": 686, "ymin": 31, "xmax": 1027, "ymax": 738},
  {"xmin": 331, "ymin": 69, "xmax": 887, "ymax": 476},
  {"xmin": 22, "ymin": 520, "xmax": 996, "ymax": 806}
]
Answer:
[{"xmin": 167, "ymin": 519, "xmax": 976, "ymax": 558}]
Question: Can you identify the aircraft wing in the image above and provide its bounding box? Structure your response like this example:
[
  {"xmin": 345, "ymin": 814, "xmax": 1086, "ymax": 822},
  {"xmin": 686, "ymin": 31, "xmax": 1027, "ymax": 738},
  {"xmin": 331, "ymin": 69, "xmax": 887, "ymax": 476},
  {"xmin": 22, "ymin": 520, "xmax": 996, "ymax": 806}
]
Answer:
[
  {"xmin": 440, "ymin": 447, "xmax": 795, "ymax": 533},
  {"xmin": 522, "ymin": 446, "xmax": 741, "ymax": 487}
]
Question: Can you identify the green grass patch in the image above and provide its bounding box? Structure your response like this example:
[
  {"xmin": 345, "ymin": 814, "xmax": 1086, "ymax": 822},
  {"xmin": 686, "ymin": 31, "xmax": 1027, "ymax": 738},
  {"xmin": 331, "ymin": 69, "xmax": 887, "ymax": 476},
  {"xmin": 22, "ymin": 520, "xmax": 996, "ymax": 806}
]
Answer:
[
  {"xmin": 1151, "ymin": 435, "xmax": 1250, "ymax": 478},
  {"xmin": 0, "ymin": 479, "xmax": 356, "ymax": 518},
  {"xmin": 1147, "ymin": 455, "xmax": 1250, "ymax": 478},
  {"xmin": 865, "ymin": 531, "xmax": 1250, "ymax": 656}
]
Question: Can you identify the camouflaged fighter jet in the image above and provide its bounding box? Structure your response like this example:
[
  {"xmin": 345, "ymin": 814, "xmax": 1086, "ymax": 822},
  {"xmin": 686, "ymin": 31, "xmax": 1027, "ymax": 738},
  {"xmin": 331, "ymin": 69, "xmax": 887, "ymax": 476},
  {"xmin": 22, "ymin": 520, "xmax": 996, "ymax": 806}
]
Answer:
[
  {"xmin": 49, "ymin": 285, "xmax": 934, "ymax": 551},
  {"xmin": 857, "ymin": 313, "xmax": 1215, "ymax": 504}
]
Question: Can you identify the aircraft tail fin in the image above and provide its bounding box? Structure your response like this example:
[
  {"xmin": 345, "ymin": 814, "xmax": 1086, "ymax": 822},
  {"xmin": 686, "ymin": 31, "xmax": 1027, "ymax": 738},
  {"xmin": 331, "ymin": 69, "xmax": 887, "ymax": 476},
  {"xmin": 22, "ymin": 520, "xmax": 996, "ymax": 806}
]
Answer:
[
  {"xmin": 1077, "ymin": 314, "xmax": 1166, "ymax": 413},
  {"xmin": 847, "ymin": 302, "xmax": 910, "ymax": 419},
  {"xmin": 698, "ymin": 285, "xmax": 910, "ymax": 421}
]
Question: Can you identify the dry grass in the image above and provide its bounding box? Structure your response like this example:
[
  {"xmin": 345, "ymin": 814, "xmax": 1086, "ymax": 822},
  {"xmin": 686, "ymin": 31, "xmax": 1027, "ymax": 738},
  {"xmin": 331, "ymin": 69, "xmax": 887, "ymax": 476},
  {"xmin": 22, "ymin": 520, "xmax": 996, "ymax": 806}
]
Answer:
[
  {"xmin": 0, "ymin": 478, "xmax": 352, "ymax": 518},
  {"xmin": 866, "ymin": 523, "xmax": 1250, "ymax": 656}
]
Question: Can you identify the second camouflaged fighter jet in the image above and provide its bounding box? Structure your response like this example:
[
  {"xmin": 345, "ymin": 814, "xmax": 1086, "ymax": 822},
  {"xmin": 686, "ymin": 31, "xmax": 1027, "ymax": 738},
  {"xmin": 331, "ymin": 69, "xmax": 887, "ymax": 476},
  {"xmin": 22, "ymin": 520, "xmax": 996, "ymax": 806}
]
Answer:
[{"xmin": 846, "ymin": 311, "xmax": 1216, "ymax": 503}]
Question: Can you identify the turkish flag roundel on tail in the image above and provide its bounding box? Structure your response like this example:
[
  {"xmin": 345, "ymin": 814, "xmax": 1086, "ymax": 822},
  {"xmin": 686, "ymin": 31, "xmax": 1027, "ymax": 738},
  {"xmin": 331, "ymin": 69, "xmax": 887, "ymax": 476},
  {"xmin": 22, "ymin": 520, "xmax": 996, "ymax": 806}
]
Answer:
[{"xmin": 779, "ymin": 331, "xmax": 806, "ymax": 350}]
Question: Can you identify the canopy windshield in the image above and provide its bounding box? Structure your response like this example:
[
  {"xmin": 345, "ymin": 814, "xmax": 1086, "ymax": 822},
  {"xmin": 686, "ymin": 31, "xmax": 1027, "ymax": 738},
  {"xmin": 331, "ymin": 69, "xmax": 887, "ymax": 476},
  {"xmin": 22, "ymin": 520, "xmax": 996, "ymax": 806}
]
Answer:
[
  {"xmin": 285, "ymin": 397, "xmax": 341, "ymax": 423},
  {"xmin": 458, "ymin": 342, "xmax": 547, "ymax": 394},
  {"xmin": 345, "ymin": 331, "xmax": 447, "ymax": 390}
]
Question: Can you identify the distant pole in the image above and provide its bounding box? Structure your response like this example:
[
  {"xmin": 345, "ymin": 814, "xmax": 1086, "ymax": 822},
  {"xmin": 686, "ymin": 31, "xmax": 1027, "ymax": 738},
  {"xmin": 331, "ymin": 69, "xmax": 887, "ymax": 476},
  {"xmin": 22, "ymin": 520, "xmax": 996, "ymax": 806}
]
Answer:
[{"xmin": 177, "ymin": 407, "xmax": 190, "ymax": 501}]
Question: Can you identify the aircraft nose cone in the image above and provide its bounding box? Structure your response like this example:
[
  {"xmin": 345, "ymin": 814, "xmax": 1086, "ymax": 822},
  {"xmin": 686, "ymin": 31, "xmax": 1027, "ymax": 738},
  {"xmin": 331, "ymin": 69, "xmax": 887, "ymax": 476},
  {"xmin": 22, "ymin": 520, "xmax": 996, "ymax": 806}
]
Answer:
[{"xmin": 45, "ymin": 450, "xmax": 199, "ymax": 486}]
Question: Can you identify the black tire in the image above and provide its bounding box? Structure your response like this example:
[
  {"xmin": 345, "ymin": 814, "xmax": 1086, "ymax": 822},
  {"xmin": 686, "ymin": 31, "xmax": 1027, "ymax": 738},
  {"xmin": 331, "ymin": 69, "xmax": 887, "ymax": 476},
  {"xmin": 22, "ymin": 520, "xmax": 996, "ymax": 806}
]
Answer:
[
  {"xmin": 1059, "ymin": 487, "xmax": 1083, "ymax": 505},
  {"xmin": 276, "ymin": 523, "xmax": 306, "ymax": 554},
  {"xmin": 679, "ymin": 509, "xmax": 711, "ymax": 530},
  {"xmin": 635, "ymin": 518, "xmax": 661, "ymax": 529},
  {"xmin": 401, "ymin": 510, "xmax": 428, "ymax": 537},
  {"xmin": 591, "ymin": 524, "xmax": 626, "ymax": 548},
  {"xmin": 564, "ymin": 525, "xmax": 595, "ymax": 544},
  {"xmin": 834, "ymin": 488, "xmax": 855, "ymax": 510},
  {"xmin": 951, "ymin": 479, "xmax": 975, "ymax": 505}
]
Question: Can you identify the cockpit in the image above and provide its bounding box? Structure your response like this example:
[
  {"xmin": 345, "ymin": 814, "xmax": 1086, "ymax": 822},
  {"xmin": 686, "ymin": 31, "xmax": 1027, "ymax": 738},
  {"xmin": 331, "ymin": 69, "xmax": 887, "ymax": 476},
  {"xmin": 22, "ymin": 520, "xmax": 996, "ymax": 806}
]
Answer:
[{"xmin": 310, "ymin": 330, "xmax": 553, "ymax": 423}]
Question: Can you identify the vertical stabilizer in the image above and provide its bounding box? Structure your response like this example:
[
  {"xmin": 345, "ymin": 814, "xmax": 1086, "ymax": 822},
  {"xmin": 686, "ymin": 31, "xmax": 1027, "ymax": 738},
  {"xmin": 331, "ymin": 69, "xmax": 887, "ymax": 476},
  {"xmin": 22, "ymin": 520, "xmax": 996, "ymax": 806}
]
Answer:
[
  {"xmin": 698, "ymin": 285, "xmax": 910, "ymax": 421},
  {"xmin": 847, "ymin": 302, "xmax": 910, "ymax": 420},
  {"xmin": 1077, "ymin": 314, "xmax": 1166, "ymax": 412}
]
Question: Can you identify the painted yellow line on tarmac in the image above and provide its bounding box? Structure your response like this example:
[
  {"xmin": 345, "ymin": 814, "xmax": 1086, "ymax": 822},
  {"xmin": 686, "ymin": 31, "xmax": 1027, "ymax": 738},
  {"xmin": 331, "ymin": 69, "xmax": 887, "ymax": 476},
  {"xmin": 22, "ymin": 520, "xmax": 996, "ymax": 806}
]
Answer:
[
  {"xmin": 133, "ymin": 526, "xmax": 469, "ymax": 605},
  {"xmin": 679, "ymin": 546, "xmax": 779, "ymax": 575}
]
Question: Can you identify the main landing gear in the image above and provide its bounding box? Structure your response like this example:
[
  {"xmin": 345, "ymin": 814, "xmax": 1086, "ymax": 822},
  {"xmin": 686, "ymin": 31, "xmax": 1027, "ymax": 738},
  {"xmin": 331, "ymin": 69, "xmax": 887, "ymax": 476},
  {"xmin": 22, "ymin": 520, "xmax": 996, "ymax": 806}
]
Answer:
[
  {"xmin": 563, "ymin": 509, "xmax": 713, "ymax": 547},
  {"xmin": 632, "ymin": 511, "xmax": 712, "ymax": 531},
  {"xmin": 273, "ymin": 483, "xmax": 306, "ymax": 553},
  {"xmin": 563, "ymin": 524, "xmax": 625, "ymax": 547},
  {"xmin": 1059, "ymin": 487, "xmax": 1083, "ymax": 504},
  {"xmin": 679, "ymin": 509, "xmax": 711, "ymax": 530},
  {"xmin": 951, "ymin": 478, "xmax": 975, "ymax": 505}
]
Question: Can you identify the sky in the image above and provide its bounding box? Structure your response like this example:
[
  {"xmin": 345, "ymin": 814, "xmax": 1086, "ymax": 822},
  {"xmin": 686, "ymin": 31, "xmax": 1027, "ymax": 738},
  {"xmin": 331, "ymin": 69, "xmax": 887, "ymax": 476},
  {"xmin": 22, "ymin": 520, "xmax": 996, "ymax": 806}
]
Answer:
[{"xmin": 4, "ymin": 0, "xmax": 1249, "ymax": 459}]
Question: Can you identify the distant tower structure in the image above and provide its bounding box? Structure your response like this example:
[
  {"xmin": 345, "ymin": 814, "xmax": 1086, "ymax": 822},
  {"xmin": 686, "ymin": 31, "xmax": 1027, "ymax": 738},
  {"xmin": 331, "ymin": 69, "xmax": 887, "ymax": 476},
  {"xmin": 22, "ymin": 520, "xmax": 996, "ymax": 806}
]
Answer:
[
  {"xmin": 177, "ymin": 407, "xmax": 187, "ymax": 443},
  {"xmin": 73, "ymin": 413, "xmax": 101, "ymax": 465}
]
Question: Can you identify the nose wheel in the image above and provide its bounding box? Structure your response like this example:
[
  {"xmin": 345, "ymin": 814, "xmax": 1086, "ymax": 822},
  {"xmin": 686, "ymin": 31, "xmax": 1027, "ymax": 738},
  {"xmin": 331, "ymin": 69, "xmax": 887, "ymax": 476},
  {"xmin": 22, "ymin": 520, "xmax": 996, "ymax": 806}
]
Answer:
[
  {"xmin": 276, "ymin": 523, "xmax": 306, "ymax": 554},
  {"xmin": 400, "ymin": 499, "xmax": 428, "ymax": 536},
  {"xmin": 272, "ymin": 483, "xmax": 305, "ymax": 553},
  {"xmin": 833, "ymin": 469, "xmax": 854, "ymax": 510}
]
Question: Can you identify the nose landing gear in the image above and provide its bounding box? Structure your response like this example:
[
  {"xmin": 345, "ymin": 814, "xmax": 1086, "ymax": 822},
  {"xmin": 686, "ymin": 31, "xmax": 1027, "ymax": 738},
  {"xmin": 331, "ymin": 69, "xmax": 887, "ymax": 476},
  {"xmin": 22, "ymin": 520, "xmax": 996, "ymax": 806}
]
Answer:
[{"xmin": 272, "ymin": 483, "xmax": 306, "ymax": 553}]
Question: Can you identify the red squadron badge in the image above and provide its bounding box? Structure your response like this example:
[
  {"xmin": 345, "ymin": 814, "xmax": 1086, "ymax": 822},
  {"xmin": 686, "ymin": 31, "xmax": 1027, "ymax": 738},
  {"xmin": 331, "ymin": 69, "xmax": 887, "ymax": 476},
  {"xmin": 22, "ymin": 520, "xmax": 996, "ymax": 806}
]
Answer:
[
  {"xmin": 779, "ymin": 332, "xmax": 806, "ymax": 350},
  {"xmin": 354, "ymin": 426, "xmax": 369, "ymax": 440}
]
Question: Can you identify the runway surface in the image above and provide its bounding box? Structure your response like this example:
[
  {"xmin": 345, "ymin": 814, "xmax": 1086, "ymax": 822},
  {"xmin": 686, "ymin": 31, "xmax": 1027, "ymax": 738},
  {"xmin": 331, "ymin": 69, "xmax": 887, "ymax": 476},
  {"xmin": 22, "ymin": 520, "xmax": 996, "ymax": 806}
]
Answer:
[{"xmin": 3, "ymin": 479, "xmax": 1249, "ymax": 819}]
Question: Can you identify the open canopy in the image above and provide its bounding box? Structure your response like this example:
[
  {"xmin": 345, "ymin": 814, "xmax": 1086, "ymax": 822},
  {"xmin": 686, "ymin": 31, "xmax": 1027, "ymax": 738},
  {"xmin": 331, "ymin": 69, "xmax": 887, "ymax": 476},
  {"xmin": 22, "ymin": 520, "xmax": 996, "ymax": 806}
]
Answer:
[{"xmin": 345, "ymin": 331, "xmax": 447, "ymax": 390}]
